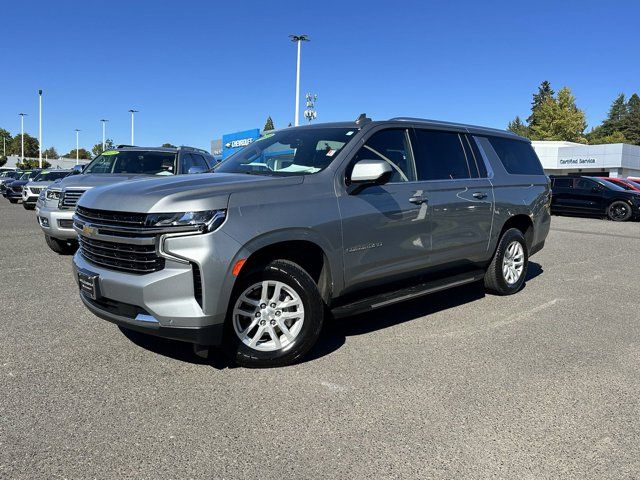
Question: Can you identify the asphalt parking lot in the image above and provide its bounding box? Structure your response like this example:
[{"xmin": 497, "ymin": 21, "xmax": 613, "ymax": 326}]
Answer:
[{"xmin": 1, "ymin": 200, "xmax": 639, "ymax": 479}]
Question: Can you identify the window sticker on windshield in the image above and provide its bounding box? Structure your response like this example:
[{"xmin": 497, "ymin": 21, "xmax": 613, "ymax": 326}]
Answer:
[
  {"xmin": 346, "ymin": 131, "xmax": 354, "ymax": 136},
  {"xmin": 326, "ymin": 149, "xmax": 336, "ymax": 157},
  {"xmin": 102, "ymin": 150, "xmax": 119, "ymax": 155},
  {"xmin": 256, "ymin": 133, "xmax": 275, "ymax": 142}
]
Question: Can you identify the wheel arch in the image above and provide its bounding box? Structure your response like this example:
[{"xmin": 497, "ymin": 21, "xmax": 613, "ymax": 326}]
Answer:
[{"xmin": 498, "ymin": 214, "xmax": 534, "ymax": 250}]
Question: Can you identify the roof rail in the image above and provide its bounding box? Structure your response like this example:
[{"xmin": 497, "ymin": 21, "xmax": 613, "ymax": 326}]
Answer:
[
  {"xmin": 178, "ymin": 145, "xmax": 210, "ymax": 155},
  {"xmin": 116, "ymin": 144, "xmax": 135, "ymax": 148}
]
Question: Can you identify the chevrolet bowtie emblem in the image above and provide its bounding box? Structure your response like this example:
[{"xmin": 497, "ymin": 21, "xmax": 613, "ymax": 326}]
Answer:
[{"xmin": 82, "ymin": 225, "xmax": 96, "ymax": 236}]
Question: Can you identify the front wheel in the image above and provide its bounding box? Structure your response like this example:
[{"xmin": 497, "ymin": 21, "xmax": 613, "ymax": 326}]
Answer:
[
  {"xmin": 23, "ymin": 203, "xmax": 35, "ymax": 210},
  {"xmin": 226, "ymin": 260, "xmax": 324, "ymax": 368},
  {"xmin": 607, "ymin": 200, "xmax": 632, "ymax": 222},
  {"xmin": 484, "ymin": 228, "xmax": 529, "ymax": 295},
  {"xmin": 8, "ymin": 198, "xmax": 18, "ymax": 204}
]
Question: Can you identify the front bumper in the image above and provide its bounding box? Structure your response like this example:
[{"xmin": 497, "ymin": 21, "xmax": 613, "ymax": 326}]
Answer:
[
  {"xmin": 22, "ymin": 190, "xmax": 39, "ymax": 204},
  {"xmin": 71, "ymin": 228, "xmax": 243, "ymax": 345},
  {"xmin": 6, "ymin": 190, "xmax": 22, "ymax": 200},
  {"xmin": 37, "ymin": 204, "xmax": 77, "ymax": 240}
]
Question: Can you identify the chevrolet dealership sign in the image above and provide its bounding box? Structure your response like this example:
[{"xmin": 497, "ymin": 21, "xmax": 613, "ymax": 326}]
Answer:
[{"xmin": 222, "ymin": 128, "xmax": 260, "ymax": 159}]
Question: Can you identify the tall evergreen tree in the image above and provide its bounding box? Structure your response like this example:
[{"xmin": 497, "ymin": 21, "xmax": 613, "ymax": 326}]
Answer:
[
  {"xmin": 624, "ymin": 93, "xmax": 640, "ymax": 145},
  {"xmin": 599, "ymin": 93, "xmax": 628, "ymax": 137},
  {"xmin": 263, "ymin": 116, "xmax": 275, "ymax": 131},
  {"xmin": 527, "ymin": 80, "xmax": 555, "ymax": 125},
  {"xmin": 529, "ymin": 87, "xmax": 586, "ymax": 142},
  {"xmin": 507, "ymin": 116, "xmax": 529, "ymax": 137}
]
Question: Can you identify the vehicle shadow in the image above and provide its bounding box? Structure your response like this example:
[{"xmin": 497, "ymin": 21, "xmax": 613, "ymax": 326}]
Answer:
[{"xmin": 120, "ymin": 262, "xmax": 543, "ymax": 368}]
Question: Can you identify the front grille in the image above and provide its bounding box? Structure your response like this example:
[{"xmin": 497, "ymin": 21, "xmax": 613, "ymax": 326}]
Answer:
[
  {"xmin": 10, "ymin": 186, "xmax": 23, "ymax": 193},
  {"xmin": 78, "ymin": 236, "xmax": 165, "ymax": 274},
  {"xmin": 30, "ymin": 187, "xmax": 43, "ymax": 194},
  {"xmin": 60, "ymin": 189, "xmax": 86, "ymax": 209},
  {"xmin": 76, "ymin": 206, "xmax": 147, "ymax": 227},
  {"xmin": 58, "ymin": 219, "xmax": 74, "ymax": 229}
]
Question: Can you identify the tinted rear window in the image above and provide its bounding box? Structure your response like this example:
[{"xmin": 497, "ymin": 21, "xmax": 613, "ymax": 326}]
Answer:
[
  {"xmin": 412, "ymin": 129, "xmax": 474, "ymax": 181},
  {"xmin": 485, "ymin": 136, "xmax": 544, "ymax": 175}
]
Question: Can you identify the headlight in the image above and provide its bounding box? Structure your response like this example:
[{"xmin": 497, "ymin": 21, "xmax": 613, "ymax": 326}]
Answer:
[
  {"xmin": 46, "ymin": 189, "xmax": 61, "ymax": 200},
  {"xmin": 39, "ymin": 189, "xmax": 46, "ymax": 201},
  {"xmin": 145, "ymin": 209, "xmax": 226, "ymax": 232}
]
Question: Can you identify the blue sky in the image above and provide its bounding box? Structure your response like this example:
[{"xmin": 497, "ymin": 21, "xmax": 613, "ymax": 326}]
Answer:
[{"xmin": 1, "ymin": 0, "xmax": 638, "ymax": 154}]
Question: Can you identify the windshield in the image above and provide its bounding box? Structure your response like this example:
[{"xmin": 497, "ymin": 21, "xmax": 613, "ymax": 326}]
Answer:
[
  {"xmin": 83, "ymin": 150, "xmax": 177, "ymax": 175},
  {"xmin": 215, "ymin": 127, "xmax": 357, "ymax": 176},
  {"xmin": 35, "ymin": 171, "xmax": 70, "ymax": 182},
  {"xmin": 19, "ymin": 172, "xmax": 32, "ymax": 180}
]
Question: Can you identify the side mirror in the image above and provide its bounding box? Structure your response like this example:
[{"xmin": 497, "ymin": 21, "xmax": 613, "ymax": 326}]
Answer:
[
  {"xmin": 188, "ymin": 166, "xmax": 207, "ymax": 174},
  {"xmin": 592, "ymin": 186, "xmax": 602, "ymax": 193},
  {"xmin": 349, "ymin": 159, "xmax": 392, "ymax": 185},
  {"xmin": 71, "ymin": 165, "xmax": 84, "ymax": 175}
]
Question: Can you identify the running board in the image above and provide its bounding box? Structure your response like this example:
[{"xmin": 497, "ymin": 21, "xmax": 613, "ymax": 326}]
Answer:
[{"xmin": 331, "ymin": 270, "xmax": 485, "ymax": 318}]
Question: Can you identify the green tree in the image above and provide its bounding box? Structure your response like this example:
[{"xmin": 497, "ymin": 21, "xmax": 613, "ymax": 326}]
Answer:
[
  {"xmin": 507, "ymin": 116, "xmax": 529, "ymax": 137},
  {"xmin": 586, "ymin": 128, "xmax": 627, "ymax": 144},
  {"xmin": 263, "ymin": 116, "xmax": 275, "ymax": 131},
  {"xmin": 17, "ymin": 159, "xmax": 51, "ymax": 169},
  {"xmin": 0, "ymin": 128, "xmax": 12, "ymax": 156},
  {"xmin": 527, "ymin": 80, "xmax": 555, "ymax": 126},
  {"xmin": 598, "ymin": 94, "xmax": 628, "ymax": 137},
  {"xmin": 161, "ymin": 143, "xmax": 177, "ymax": 148},
  {"xmin": 92, "ymin": 139, "xmax": 114, "ymax": 156},
  {"xmin": 65, "ymin": 148, "xmax": 92, "ymax": 160},
  {"xmin": 623, "ymin": 93, "xmax": 640, "ymax": 145},
  {"xmin": 42, "ymin": 147, "xmax": 59, "ymax": 159},
  {"xmin": 528, "ymin": 87, "xmax": 587, "ymax": 142},
  {"xmin": 9, "ymin": 132, "xmax": 39, "ymax": 158}
]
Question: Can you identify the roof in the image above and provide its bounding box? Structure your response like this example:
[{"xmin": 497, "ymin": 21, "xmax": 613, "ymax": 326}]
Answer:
[{"xmin": 279, "ymin": 117, "xmax": 525, "ymax": 140}]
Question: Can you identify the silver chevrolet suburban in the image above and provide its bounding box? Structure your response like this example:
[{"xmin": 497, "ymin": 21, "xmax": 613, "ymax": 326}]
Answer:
[
  {"xmin": 72, "ymin": 117, "xmax": 551, "ymax": 367},
  {"xmin": 37, "ymin": 145, "xmax": 215, "ymax": 254}
]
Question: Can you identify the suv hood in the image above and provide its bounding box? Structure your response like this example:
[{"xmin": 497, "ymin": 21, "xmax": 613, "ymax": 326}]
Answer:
[
  {"xmin": 78, "ymin": 172, "xmax": 303, "ymax": 213},
  {"xmin": 56, "ymin": 173, "xmax": 154, "ymax": 190}
]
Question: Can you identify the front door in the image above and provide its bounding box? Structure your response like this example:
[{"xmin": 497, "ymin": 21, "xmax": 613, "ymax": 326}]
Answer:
[{"xmin": 338, "ymin": 128, "xmax": 432, "ymax": 290}]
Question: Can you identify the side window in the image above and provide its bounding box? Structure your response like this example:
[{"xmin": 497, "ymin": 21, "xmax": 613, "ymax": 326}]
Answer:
[
  {"xmin": 351, "ymin": 129, "xmax": 416, "ymax": 183},
  {"xmin": 552, "ymin": 178, "xmax": 572, "ymax": 188},
  {"xmin": 412, "ymin": 129, "xmax": 473, "ymax": 181},
  {"xmin": 180, "ymin": 153, "xmax": 208, "ymax": 173},
  {"xmin": 465, "ymin": 135, "xmax": 488, "ymax": 178},
  {"xmin": 574, "ymin": 178, "xmax": 594, "ymax": 190},
  {"xmin": 484, "ymin": 136, "xmax": 544, "ymax": 175}
]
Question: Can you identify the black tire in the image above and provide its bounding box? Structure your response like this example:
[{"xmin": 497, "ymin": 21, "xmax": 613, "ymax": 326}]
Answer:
[
  {"xmin": 8, "ymin": 198, "xmax": 18, "ymax": 204},
  {"xmin": 484, "ymin": 228, "xmax": 529, "ymax": 295},
  {"xmin": 23, "ymin": 203, "xmax": 35, "ymax": 210},
  {"xmin": 45, "ymin": 235, "xmax": 78, "ymax": 255},
  {"xmin": 225, "ymin": 259, "xmax": 324, "ymax": 368},
  {"xmin": 607, "ymin": 200, "xmax": 632, "ymax": 222}
]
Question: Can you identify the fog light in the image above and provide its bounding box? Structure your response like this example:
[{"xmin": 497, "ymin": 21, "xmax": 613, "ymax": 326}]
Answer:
[{"xmin": 39, "ymin": 216, "xmax": 49, "ymax": 227}]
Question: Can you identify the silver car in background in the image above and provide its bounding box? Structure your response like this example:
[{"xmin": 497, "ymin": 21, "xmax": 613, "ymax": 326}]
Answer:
[{"xmin": 23, "ymin": 170, "xmax": 72, "ymax": 210}]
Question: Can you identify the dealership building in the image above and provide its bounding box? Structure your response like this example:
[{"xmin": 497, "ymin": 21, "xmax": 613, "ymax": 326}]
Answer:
[{"xmin": 532, "ymin": 141, "xmax": 640, "ymax": 178}]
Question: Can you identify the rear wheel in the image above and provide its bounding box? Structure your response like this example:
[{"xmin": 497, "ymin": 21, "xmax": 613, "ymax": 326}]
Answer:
[
  {"xmin": 607, "ymin": 200, "xmax": 632, "ymax": 222},
  {"xmin": 484, "ymin": 228, "xmax": 528, "ymax": 295},
  {"xmin": 45, "ymin": 235, "xmax": 78, "ymax": 255},
  {"xmin": 226, "ymin": 260, "xmax": 324, "ymax": 368}
]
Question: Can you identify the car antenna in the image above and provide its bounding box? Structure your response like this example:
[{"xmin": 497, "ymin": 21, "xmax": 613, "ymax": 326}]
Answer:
[{"xmin": 355, "ymin": 113, "xmax": 371, "ymax": 125}]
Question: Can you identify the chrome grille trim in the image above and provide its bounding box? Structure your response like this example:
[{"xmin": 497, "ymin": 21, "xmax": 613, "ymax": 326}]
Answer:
[{"xmin": 59, "ymin": 189, "xmax": 86, "ymax": 209}]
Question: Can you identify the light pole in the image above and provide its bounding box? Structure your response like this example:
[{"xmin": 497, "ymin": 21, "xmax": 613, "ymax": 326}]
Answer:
[
  {"xmin": 38, "ymin": 90, "xmax": 43, "ymax": 168},
  {"xmin": 289, "ymin": 34, "xmax": 309, "ymax": 126},
  {"xmin": 75, "ymin": 129, "xmax": 81, "ymax": 165},
  {"xmin": 100, "ymin": 119, "xmax": 108, "ymax": 151},
  {"xmin": 128, "ymin": 109, "xmax": 138, "ymax": 145},
  {"xmin": 19, "ymin": 113, "xmax": 27, "ymax": 163}
]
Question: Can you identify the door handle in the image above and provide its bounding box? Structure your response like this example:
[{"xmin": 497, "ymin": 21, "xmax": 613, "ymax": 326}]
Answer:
[
  {"xmin": 472, "ymin": 192, "xmax": 488, "ymax": 200},
  {"xmin": 409, "ymin": 194, "xmax": 426, "ymax": 205}
]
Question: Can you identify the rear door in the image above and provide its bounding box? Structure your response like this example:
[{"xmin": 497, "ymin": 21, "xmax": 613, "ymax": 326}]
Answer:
[
  {"xmin": 570, "ymin": 177, "xmax": 605, "ymax": 213},
  {"xmin": 411, "ymin": 128, "xmax": 494, "ymax": 267},
  {"xmin": 550, "ymin": 177, "xmax": 574, "ymax": 211}
]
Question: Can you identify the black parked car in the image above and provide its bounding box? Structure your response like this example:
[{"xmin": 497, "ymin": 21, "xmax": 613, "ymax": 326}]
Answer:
[{"xmin": 550, "ymin": 176, "xmax": 640, "ymax": 222}]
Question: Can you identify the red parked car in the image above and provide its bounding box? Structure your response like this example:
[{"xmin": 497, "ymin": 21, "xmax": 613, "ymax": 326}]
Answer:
[
  {"xmin": 627, "ymin": 177, "xmax": 640, "ymax": 187},
  {"xmin": 599, "ymin": 177, "xmax": 640, "ymax": 192}
]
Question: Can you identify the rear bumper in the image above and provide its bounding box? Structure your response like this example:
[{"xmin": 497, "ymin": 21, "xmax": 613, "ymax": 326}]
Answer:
[{"xmin": 37, "ymin": 205, "xmax": 77, "ymax": 240}]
